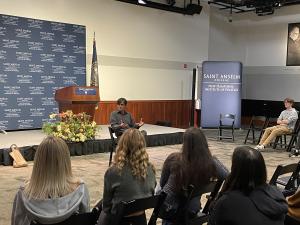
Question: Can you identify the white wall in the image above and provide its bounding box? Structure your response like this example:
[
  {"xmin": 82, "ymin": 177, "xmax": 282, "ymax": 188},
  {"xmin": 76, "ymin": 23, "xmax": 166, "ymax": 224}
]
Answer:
[
  {"xmin": 1, "ymin": 0, "xmax": 211, "ymax": 100},
  {"xmin": 208, "ymin": 9, "xmax": 245, "ymax": 63},
  {"xmin": 208, "ymin": 5, "xmax": 300, "ymax": 101},
  {"xmin": 236, "ymin": 6, "xmax": 300, "ymax": 101}
]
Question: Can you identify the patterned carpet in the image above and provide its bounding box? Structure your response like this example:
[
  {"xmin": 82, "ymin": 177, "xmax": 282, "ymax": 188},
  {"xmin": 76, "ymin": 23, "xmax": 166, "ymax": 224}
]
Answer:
[{"xmin": 0, "ymin": 129, "xmax": 298, "ymax": 225}]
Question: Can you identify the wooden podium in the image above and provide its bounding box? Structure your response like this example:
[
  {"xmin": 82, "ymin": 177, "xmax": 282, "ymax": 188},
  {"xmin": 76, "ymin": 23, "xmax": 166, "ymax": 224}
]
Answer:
[{"xmin": 55, "ymin": 86, "xmax": 100, "ymax": 120}]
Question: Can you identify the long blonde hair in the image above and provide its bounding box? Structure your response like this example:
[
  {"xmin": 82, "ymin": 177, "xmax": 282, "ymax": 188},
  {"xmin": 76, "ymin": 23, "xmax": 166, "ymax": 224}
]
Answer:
[
  {"xmin": 24, "ymin": 136, "xmax": 80, "ymax": 199},
  {"xmin": 113, "ymin": 128, "xmax": 155, "ymax": 180}
]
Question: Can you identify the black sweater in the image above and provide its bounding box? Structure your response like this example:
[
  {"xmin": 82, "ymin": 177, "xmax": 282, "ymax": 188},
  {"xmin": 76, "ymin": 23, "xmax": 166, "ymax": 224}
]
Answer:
[{"xmin": 208, "ymin": 184, "xmax": 288, "ymax": 225}]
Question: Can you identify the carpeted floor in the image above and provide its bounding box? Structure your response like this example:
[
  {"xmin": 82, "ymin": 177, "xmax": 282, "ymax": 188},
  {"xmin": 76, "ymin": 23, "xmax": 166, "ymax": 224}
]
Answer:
[{"xmin": 0, "ymin": 129, "xmax": 298, "ymax": 225}]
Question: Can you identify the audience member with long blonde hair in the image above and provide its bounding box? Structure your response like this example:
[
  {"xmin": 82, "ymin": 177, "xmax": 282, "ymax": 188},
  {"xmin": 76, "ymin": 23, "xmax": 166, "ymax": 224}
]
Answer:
[
  {"xmin": 97, "ymin": 128, "xmax": 156, "ymax": 225},
  {"xmin": 11, "ymin": 136, "xmax": 90, "ymax": 225}
]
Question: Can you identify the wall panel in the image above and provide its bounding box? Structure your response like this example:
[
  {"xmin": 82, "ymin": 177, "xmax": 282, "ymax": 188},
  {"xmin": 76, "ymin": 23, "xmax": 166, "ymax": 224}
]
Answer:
[{"xmin": 95, "ymin": 100, "xmax": 192, "ymax": 129}]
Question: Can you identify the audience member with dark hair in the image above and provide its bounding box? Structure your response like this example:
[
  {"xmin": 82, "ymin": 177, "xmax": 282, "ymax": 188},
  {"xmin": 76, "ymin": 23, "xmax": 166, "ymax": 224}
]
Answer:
[
  {"xmin": 255, "ymin": 97, "xmax": 298, "ymax": 150},
  {"xmin": 110, "ymin": 97, "xmax": 144, "ymax": 137},
  {"xmin": 209, "ymin": 146, "xmax": 288, "ymax": 225},
  {"xmin": 159, "ymin": 127, "xmax": 228, "ymax": 225},
  {"xmin": 97, "ymin": 128, "xmax": 156, "ymax": 225},
  {"xmin": 11, "ymin": 136, "xmax": 90, "ymax": 225}
]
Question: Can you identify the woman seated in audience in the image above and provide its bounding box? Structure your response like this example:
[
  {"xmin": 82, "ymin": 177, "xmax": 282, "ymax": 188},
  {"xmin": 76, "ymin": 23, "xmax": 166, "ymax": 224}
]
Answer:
[
  {"xmin": 159, "ymin": 127, "xmax": 228, "ymax": 225},
  {"xmin": 97, "ymin": 128, "xmax": 156, "ymax": 225},
  {"xmin": 11, "ymin": 136, "xmax": 90, "ymax": 225},
  {"xmin": 209, "ymin": 146, "xmax": 288, "ymax": 225}
]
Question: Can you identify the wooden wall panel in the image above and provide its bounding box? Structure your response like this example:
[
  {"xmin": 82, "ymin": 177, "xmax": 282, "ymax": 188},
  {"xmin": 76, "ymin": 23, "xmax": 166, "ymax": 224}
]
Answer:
[{"xmin": 94, "ymin": 100, "xmax": 192, "ymax": 129}]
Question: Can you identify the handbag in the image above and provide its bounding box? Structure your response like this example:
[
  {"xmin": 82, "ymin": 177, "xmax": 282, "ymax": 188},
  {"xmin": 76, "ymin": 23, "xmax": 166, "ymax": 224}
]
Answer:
[{"xmin": 9, "ymin": 144, "xmax": 28, "ymax": 168}]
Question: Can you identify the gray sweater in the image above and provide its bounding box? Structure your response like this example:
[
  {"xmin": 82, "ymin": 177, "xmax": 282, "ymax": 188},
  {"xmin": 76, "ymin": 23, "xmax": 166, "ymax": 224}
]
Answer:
[
  {"xmin": 278, "ymin": 108, "xmax": 298, "ymax": 130},
  {"xmin": 102, "ymin": 164, "xmax": 156, "ymax": 215},
  {"xmin": 11, "ymin": 182, "xmax": 90, "ymax": 225}
]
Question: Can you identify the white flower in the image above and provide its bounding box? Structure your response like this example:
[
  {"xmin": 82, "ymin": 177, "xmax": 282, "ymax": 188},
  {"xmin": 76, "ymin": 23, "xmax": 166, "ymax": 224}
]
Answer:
[{"xmin": 49, "ymin": 114, "xmax": 56, "ymax": 119}]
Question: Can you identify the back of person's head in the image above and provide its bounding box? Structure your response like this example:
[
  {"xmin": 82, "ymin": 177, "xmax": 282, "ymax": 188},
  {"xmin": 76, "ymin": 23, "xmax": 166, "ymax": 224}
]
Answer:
[
  {"xmin": 175, "ymin": 127, "xmax": 216, "ymax": 191},
  {"xmin": 113, "ymin": 128, "xmax": 154, "ymax": 180},
  {"xmin": 117, "ymin": 97, "xmax": 127, "ymax": 106},
  {"xmin": 222, "ymin": 146, "xmax": 267, "ymax": 195},
  {"xmin": 25, "ymin": 136, "xmax": 79, "ymax": 199}
]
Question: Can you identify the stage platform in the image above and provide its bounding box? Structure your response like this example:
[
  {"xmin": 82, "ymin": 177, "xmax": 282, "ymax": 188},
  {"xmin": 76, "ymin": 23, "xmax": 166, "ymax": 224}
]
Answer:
[{"xmin": 0, "ymin": 124, "xmax": 184, "ymax": 166}]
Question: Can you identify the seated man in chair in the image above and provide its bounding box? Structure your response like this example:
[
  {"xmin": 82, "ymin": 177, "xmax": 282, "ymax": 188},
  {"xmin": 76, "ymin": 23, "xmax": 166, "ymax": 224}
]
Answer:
[
  {"xmin": 110, "ymin": 97, "xmax": 144, "ymax": 137},
  {"xmin": 255, "ymin": 97, "xmax": 298, "ymax": 150}
]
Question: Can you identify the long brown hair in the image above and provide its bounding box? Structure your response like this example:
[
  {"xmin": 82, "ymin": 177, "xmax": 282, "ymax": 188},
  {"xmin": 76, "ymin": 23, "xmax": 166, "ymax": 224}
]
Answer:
[
  {"xmin": 113, "ymin": 128, "xmax": 155, "ymax": 180},
  {"xmin": 24, "ymin": 136, "xmax": 80, "ymax": 199},
  {"xmin": 174, "ymin": 127, "xmax": 216, "ymax": 192}
]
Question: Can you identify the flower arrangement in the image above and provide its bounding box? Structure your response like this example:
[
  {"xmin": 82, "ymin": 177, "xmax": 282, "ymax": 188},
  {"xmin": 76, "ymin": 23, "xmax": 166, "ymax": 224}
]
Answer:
[{"xmin": 42, "ymin": 110, "xmax": 98, "ymax": 142}]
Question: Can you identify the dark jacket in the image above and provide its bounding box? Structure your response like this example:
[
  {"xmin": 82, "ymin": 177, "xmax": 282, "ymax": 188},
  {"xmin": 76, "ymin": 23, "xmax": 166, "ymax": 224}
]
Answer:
[{"xmin": 209, "ymin": 184, "xmax": 288, "ymax": 225}]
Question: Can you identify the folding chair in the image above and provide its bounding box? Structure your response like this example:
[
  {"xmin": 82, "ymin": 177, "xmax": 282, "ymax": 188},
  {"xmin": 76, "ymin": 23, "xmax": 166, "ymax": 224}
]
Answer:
[
  {"xmin": 108, "ymin": 126, "xmax": 118, "ymax": 166},
  {"xmin": 244, "ymin": 115, "xmax": 268, "ymax": 144},
  {"xmin": 112, "ymin": 192, "xmax": 167, "ymax": 225},
  {"xmin": 218, "ymin": 114, "xmax": 235, "ymax": 141},
  {"xmin": 273, "ymin": 119, "xmax": 300, "ymax": 151},
  {"xmin": 185, "ymin": 179, "xmax": 224, "ymax": 225},
  {"xmin": 163, "ymin": 179, "xmax": 224, "ymax": 225},
  {"xmin": 30, "ymin": 208, "xmax": 100, "ymax": 225},
  {"xmin": 269, "ymin": 161, "xmax": 300, "ymax": 197}
]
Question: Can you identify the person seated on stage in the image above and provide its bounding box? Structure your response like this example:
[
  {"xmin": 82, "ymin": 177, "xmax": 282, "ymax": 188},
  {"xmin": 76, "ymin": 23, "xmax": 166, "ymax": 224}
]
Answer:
[
  {"xmin": 255, "ymin": 97, "xmax": 298, "ymax": 150},
  {"xmin": 208, "ymin": 146, "xmax": 288, "ymax": 225},
  {"xmin": 11, "ymin": 136, "xmax": 90, "ymax": 225},
  {"xmin": 97, "ymin": 128, "xmax": 156, "ymax": 225},
  {"xmin": 110, "ymin": 97, "xmax": 144, "ymax": 137},
  {"xmin": 159, "ymin": 127, "xmax": 229, "ymax": 225}
]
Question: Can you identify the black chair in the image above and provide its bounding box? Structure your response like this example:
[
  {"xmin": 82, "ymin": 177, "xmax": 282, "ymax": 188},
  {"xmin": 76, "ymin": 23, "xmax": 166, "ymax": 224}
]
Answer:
[
  {"xmin": 218, "ymin": 114, "xmax": 235, "ymax": 141},
  {"xmin": 186, "ymin": 179, "xmax": 224, "ymax": 225},
  {"xmin": 244, "ymin": 115, "xmax": 268, "ymax": 144},
  {"xmin": 269, "ymin": 161, "xmax": 300, "ymax": 197},
  {"xmin": 113, "ymin": 192, "xmax": 167, "ymax": 225},
  {"xmin": 164, "ymin": 179, "xmax": 224, "ymax": 225},
  {"xmin": 108, "ymin": 126, "xmax": 118, "ymax": 166},
  {"xmin": 273, "ymin": 119, "xmax": 300, "ymax": 151},
  {"xmin": 30, "ymin": 208, "xmax": 100, "ymax": 225}
]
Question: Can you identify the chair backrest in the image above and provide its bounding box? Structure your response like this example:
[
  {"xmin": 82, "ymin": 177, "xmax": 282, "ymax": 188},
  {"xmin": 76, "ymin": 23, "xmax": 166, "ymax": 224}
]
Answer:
[
  {"xmin": 269, "ymin": 161, "xmax": 300, "ymax": 194},
  {"xmin": 292, "ymin": 118, "xmax": 300, "ymax": 134},
  {"xmin": 30, "ymin": 209, "xmax": 100, "ymax": 225},
  {"xmin": 249, "ymin": 115, "xmax": 267, "ymax": 129},
  {"xmin": 113, "ymin": 192, "xmax": 167, "ymax": 225},
  {"xmin": 179, "ymin": 179, "xmax": 224, "ymax": 225},
  {"xmin": 266, "ymin": 117, "xmax": 278, "ymax": 127},
  {"xmin": 219, "ymin": 114, "xmax": 235, "ymax": 126}
]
